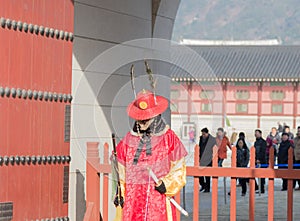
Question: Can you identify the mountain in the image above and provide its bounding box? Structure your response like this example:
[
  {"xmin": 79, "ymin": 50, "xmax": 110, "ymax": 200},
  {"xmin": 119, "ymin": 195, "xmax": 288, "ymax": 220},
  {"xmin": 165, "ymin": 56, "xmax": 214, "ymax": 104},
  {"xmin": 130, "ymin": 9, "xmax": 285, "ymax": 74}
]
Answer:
[{"xmin": 172, "ymin": 0, "xmax": 300, "ymax": 45}]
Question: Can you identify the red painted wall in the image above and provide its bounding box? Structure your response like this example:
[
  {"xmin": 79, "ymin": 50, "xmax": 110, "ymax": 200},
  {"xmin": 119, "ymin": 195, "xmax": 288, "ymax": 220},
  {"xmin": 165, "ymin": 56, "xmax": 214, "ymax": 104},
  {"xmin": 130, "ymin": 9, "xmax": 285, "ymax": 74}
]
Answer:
[{"xmin": 0, "ymin": 1, "xmax": 73, "ymax": 220}]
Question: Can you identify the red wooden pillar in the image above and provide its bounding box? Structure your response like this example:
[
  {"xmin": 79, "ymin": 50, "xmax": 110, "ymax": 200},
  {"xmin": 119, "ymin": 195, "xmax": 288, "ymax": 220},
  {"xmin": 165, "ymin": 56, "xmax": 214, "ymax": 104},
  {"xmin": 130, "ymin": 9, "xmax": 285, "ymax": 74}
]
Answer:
[
  {"xmin": 257, "ymin": 82, "xmax": 262, "ymax": 128},
  {"xmin": 103, "ymin": 143, "xmax": 110, "ymax": 221},
  {"xmin": 268, "ymin": 148, "xmax": 275, "ymax": 221},
  {"xmin": 175, "ymin": 192, "xmax": 181, "ymax": 220},
  {"xmin": 230, "ymin": 146, "xmax": 237, "ymax": 221},
  {"xmin": 86, "ymin": 142, "xmax": 101, "ymax": 221},
  {"xmin": 187, "ymin": 82, "xmax": 193, "ymax": 122},
  {"xmin": 193, "ymin": 145, "xmax": 199, "ymax": 221},
  {"xmin": 222, "ymin": 82, "xmax": 227, "ymax": 128},
  {"xmin": 293, "ymin": 82, "xmax": 298, "ymax": 129},
  {"xmin": 287, "ymin": 147, "xmax": 294, "ymax": 221},
  {"xmin": 249, "ymin": 147, "xmax": 256, "ymax": 221},
  {"xmin": 211, "ymin": 146, "xmax": 219, "ymax": 221}
]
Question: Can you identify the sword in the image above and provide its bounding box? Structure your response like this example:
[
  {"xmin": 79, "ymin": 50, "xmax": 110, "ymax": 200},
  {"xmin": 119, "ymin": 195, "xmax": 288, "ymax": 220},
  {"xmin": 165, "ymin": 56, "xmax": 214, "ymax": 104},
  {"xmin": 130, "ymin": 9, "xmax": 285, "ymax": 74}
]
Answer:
[{"xmin": 147, "ymin": 168, "xmax": 189, "ymax": 217}]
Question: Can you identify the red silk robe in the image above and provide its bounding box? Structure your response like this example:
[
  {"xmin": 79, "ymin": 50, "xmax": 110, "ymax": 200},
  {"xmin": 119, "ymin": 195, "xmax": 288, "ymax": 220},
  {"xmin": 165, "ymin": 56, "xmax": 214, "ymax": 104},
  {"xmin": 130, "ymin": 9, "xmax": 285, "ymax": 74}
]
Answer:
[{"xmin": 116, "ymin": 126, "xmax": 187, "ymax": 221}]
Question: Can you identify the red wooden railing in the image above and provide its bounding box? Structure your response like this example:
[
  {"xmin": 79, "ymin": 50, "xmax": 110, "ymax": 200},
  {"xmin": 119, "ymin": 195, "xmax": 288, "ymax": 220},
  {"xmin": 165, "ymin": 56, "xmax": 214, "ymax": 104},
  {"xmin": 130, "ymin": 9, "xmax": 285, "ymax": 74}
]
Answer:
[
  {"xmin": 84, "ymin": 142, "xmax": 101, "ymax": 221},
  {"xmin": 84, "ymin": 142, "xmax": 300, "ymax": 221}
]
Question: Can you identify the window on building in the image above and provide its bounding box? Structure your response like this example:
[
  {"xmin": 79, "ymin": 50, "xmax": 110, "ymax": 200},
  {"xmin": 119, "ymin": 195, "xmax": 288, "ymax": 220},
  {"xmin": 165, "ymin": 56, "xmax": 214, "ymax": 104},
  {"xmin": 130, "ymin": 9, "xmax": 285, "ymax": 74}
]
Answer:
[
  {"xmin": 236, "ymin": 103, "xmax": 248, "ymax": 113},
  {"xmin": 270, "ymin": 82, "xmax": 286, "ymax": 86},
  {"xmin": 272, "ymin": 104, "xmax": 283, "ymax": 113},
  {"xmin": 236, "ymin": 90, "xmax": 250, "ymax": 100},
  {"xmin": 270, "ymin": 90, "xmax": 285, "ymax": 100},
  {"xmin": 171, "ymin": 90, "xmax": 180, "ymax": 100},
  {"xmin": 199, "ymin": 90, "xmax": 215, "ymax": 100},
  {"xmin": 201, "ymin": 103, "xmax": 212, "ymax": 112},
  {"xmin": 235, "ymin": 82, "xmax": 250, "ymax": 86}
]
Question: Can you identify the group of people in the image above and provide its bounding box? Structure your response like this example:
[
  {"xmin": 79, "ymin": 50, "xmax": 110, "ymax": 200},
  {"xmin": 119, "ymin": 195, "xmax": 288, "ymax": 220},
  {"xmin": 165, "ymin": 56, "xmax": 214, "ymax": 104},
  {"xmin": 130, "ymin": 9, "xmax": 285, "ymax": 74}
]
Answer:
[
  {"xmin": 255, "ymin": 125, "xmax": 300, "ymax": 191},
  {"xmin": 198, "ymin": 127, "xmax": 250, "ymax": 195},
  {"xmin": 198, "ymin": 125, "xmax": 300, "ymax": 196}
]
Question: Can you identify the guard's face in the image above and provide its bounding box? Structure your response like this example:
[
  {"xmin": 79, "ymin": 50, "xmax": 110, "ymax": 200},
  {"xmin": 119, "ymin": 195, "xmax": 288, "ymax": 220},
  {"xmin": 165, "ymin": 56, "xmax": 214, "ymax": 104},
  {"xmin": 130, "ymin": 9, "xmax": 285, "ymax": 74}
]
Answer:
[
  {"xmin": 137, "ymin": 119, "xmax": 151, "ymax": 125},
  {"xmin": 137, "ymin": 118, "xmax": 154, "ymax": 130}
]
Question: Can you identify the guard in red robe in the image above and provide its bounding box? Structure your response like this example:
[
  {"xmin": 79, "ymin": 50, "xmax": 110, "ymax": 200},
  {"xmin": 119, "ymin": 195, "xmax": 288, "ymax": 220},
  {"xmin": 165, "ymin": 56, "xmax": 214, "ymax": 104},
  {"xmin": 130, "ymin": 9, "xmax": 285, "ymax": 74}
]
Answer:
[{"xmin": 116, "ymin": 90, "xmax": 187, "ymax": 221}]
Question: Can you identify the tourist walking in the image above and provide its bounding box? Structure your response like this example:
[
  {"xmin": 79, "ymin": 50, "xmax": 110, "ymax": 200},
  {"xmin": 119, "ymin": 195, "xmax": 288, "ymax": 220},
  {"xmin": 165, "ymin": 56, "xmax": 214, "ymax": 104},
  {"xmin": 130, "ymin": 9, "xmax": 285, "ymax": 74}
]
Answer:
[
  {"xmin": 234, "ymin": 132, "xmax": 252, "ymax": 149},
  {"xmin": 236, "ymin": 138, "xmax": 250, "ymax": 196},
  {"xmin": 278, "ymin": 122, "xmax": 284, "ymax": 134},
  {"xmin": 199, "ymin": 128, "xmax": 216, "ymax": 192},
  {"xmin": 293, "ymin": 126, "xmax": 300, "ymax": 189},
  {"xmin": 278, "ymin": 132, "xmax": 294, "ymax": 191},
  {"xmin": 284, "ymin": 125, "xmax": 294, "ymax": 140},
  {"xmin": 216, "ymin": 127, "xmax": 231, "ymax": 167},
  {"xmin": 266, "ymin": 127, "xmax": 281, "ymax": 163},
  {"xmin": 254, "ymin": 129, "xmax": 267, "ymax": 193}
]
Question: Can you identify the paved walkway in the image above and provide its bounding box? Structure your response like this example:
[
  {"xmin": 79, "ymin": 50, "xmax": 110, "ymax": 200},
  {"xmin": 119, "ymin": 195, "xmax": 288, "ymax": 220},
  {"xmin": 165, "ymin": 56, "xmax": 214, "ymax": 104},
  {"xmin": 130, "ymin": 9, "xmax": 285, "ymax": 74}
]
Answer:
[{"xmin": 180, "ymin": 177, "xmax": 300, "ymax": 221}]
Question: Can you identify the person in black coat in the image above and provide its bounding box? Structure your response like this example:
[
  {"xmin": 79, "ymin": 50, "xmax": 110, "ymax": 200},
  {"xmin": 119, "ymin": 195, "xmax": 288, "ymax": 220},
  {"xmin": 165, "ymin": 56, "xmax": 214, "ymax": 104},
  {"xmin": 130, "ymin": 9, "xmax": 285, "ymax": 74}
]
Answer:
[
  {"xmin": 199, "ymin": 127, "xmax": 216, "ymax": 192},
  {"xmin": 284, "ymin": 125, "xmax": 294, "ymax": 140},
  {"xmin": 278, "ymin": 132, "xmax": 294, "ymax": 191},
  {"xmin": 278, "ymin": 122, "xmax": 283, "ymax": 133},
  {"xmin": 254, "ymin": 129, "xmax": 267, "ymax": 193},
  {"xmin": 236, "ymin": 138, "xmax": 250, "ymax": 196}
]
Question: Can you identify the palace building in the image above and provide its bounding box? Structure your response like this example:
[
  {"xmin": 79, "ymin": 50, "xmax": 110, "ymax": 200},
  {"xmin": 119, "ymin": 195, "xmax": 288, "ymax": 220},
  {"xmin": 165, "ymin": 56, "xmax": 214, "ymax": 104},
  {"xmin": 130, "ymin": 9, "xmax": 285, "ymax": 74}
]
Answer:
[{"xmin": 170, "ymin": 45, "xmax": 300, "ymax": 140}]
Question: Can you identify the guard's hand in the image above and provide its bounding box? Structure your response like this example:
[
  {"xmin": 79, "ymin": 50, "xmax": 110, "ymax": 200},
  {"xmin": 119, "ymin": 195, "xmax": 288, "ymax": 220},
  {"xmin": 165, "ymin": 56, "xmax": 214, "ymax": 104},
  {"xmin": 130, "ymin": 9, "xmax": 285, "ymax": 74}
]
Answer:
[{"xmin": 155, "ymin": 180, "xmax": 166, "ymax": 194}]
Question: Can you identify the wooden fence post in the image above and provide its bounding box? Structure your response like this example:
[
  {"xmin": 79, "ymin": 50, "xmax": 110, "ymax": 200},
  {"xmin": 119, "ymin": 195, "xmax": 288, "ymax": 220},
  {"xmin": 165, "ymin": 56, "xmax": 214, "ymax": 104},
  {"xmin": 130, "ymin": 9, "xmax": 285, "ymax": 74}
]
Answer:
[
  {"xmin": 249, "ymin": 147, "xmax": 256, "ymax": 221},
  {"xmin": 287, "ymin": 147, "xmax": 294, "ymax": 221},
  {"xmin": 230, "ymin": 146, "xmax": 237, "ymax": 221},
  {"xmin": 85, "ymin": 142, "xmax": 101, "ymax": 221},
  {"xmin": 211, "ymin": 145, "xmax": 219, "ymax": 221},
  {"xmin": 193, "ymin": 145, "xmax": 199, "ymax": 221},
  {"xmin": 268, "ymin": 147, "xmax": 275, "ymax": 221},
  {"xmin": 103, "ymin": 143, "xmax": 110, "ymax": 221}
]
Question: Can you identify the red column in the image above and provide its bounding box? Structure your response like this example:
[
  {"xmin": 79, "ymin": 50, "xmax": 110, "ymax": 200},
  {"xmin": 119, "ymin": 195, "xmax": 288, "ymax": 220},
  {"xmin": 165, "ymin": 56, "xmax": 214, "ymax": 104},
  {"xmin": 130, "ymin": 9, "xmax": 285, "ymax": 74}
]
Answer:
[
  {"xmin": 287, "ymin": 148, "xmax": 294, "ymax": 221},
  {"xmin": 187, "ymin": 82, "xmax": 193, "ymax": 122},
  {"xmin": 103, "ymin": 143, "xmax": 109, "ymax": 221},
  {"xmin": 222, "ymin": 82, "xmax": 227, "ymax": 128},
  {"xmin": 193, "ymin": 145, "xmax": 199, "ymax": 221},
  {"xmin": 86, "ymin": 142, "xmax": 101, "ymax": 221},
  {"xmin": 268, "ymin": 148, "xmax": 275, "ymax": 220},
  {"xmin": 249, "ymin": 147, "xmax": 256, "ymax": 220},
  {"xmin": 293, "ymin": 82, "xmax": 298, "ymax": 129},
  {"xmin": 211, "ymin": 146, "xmax": 219, "ymax": 221},
  {"xmin": 230, "ymin": 146, "xmax": 237, "ymax": 221},
  {"xmin": 257, "ymin": 82, "xmax": 262, "ymax": 128}
]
